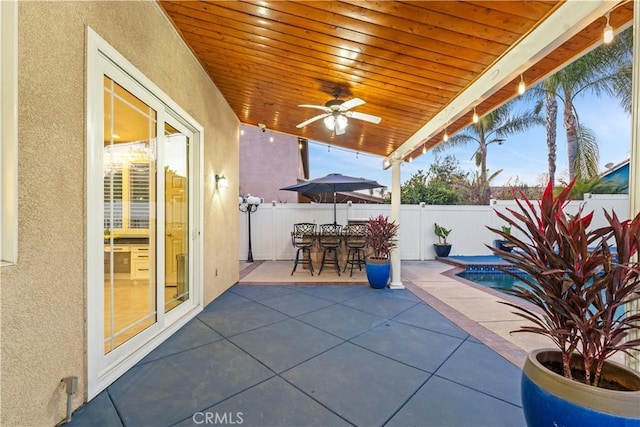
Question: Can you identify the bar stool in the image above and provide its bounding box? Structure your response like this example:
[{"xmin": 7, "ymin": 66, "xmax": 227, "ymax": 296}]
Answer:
[
  {"xmin": 318, "ymin": 223, "xmax": 343, "ymax": 275},
  {"xmin": 343, "ymin": 223, "xmax": 368, "ymax": 276},
  {"xmin": 291, "ymin": 223, "xmax": 317, "ymax": 275}
]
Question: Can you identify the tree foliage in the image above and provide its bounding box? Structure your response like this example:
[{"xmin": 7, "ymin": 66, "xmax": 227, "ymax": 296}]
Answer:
[
  {"xmin": 528, "ymin": 27, "xmax": 632, "ymax": 181},
  {"xmin": 456, "ymin": 169, "xmax": 503, "ymax": 205},
  {"xmin": 433, "ymin": 99, "xmax": 543, "ymax": 204},
  {"xmin": 559, "ymin": 176, "xmax": 627, "ymax": 199},
  {"xmin": 400, "ymin": 155, "xmax": 466, "ymax": 205}
]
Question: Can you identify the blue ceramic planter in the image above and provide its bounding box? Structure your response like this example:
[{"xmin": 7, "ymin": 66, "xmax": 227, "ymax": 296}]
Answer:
[
  {"xmin": 365, "ymin": 258, "xmax": 391, "ymax": 289},
  {"xmin": 522, "ymin": 349, "xmax": 640, "ymax": 427},
  {"xmin": 433, "ymin": 244, "xmax": 451, "ymax": 257}
]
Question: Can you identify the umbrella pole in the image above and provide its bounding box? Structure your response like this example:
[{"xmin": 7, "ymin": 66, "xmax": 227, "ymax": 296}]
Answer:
[{"xmin": 333, "ymin": 191, "xmax": 337, "ymax": 224}]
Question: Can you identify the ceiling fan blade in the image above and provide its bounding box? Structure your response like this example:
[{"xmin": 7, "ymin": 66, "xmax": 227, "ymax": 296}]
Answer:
[
  {"xmin": 296, "ymin": 113, "xmax": 329, "ymax": 128},
  {"xmin": 348, "ymin": 111, "xmax": 382, "ymax": 124},
  {"xmin": 339, "ymin": 97, "xmax": 365, "ymax": 111},
  {"xmin": 298, "ymin": 104, "xmax": 331, "ymax": 112}
]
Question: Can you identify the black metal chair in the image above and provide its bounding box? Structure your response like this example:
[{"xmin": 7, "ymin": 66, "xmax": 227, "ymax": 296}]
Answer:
[
  {"xmin": 318, "ymin": 223, "xmax": 343, "ymax": 275},
  {"xmin": 291, "ymin": 223, "xmax": 317, "ymax": 275},
  {"xmin": 343, "ymin": 223, "xmax": 368, "ymax": 276}
]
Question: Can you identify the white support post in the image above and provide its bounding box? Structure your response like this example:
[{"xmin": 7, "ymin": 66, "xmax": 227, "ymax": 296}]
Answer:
[
  {"xmin": 625, "ymin": 4, "xmax": 640, "ymax": 373},
  {"xmin": 389, "ymin": 157, "xmax": 404, "ymax": 289}
]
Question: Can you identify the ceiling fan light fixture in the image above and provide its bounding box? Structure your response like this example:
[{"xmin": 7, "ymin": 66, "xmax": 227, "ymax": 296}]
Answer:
[
  {"xmin": 336, "ymin": 114, "xmax": 348, "ymax": 130},
  {"xmin": 324, "ymin": 115, "xmax": 335, "ymax": 130},
  {"xmin": 297, "ymin": 94, "xmax": 380, "ymax": 132}
]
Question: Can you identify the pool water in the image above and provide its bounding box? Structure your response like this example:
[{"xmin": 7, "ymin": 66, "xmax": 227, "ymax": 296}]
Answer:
[
  {"xmin": 458, "ymin": 271, "xmax": 627, "ymax": 318},
  {"xmin": 458, "ymin": 271, "xmax": 528, "ymax": 291}
]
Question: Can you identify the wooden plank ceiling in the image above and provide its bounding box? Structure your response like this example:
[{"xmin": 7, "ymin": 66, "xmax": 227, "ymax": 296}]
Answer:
[{"xmin": 159, "ymin": 0, "xmax": 633, "ymax": 161}]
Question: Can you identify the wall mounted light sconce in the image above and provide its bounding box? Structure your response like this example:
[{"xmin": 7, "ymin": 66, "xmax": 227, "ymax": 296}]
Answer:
[{"xmin": 215, "ymin": 174, "xmax": 229, "ymax": 189}]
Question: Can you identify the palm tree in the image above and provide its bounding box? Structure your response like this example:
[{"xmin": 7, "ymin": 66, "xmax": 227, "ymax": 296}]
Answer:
[
  {"xmin": 527, "ymin": 27, "xmax": 632, "ymax": 182},
  {"xmin": 434, "ymin": 100, "xmax": 543, "ymax": 203}
]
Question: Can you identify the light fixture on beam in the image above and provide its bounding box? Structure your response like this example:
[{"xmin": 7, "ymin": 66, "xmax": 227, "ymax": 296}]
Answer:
[
  {"xmin": 603, "ymin": 12, "xmax": 613, "ymax": 44},
  {"xmin": 472, "ymin": 107, "xmax": 479, "ymax": 124},
  {"xmin": 422, "ymin": 144, "xmax": 426, "ymax": 155},
  {"xmin": 443, "ymin": 128, "xmax": 449, "ymax": 142},
  {"xmin": 518, "ymin": 74, "xmax": 526, "ymax": 95}
]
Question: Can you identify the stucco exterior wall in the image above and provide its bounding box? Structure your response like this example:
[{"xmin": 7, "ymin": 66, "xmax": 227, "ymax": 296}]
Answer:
[
  {"xmin": 239, "ymin": 124, "xmax": 303, "ymax": 203},
  {"xmin": 1, "ymin": 2, "xmax": 239, "ymax": 425}
]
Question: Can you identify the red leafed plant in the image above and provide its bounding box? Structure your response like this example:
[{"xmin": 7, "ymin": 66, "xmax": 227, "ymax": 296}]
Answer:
[
  {"xmin": 367, "ymin": 214, "xmax": 399, "ymax": 259},
  {"xmin": 489, "ymin": 179, "xmax": 640, "ymax": 387}
]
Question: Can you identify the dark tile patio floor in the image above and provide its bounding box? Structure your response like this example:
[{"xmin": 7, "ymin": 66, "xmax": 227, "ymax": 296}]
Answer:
[{"xmin": 67, "ymin": 284, "xmax": 526, "ymax": 427}]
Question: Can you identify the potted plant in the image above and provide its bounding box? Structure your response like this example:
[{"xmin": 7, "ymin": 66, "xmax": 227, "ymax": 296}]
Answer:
[
  {"xmin": 493, "ymin": 224, "xmax": 514, "ymax": 252},
  {"xmin": 365, "ymin": 214, "xmax": 399, "ymax": 289},
  {"xmin": 489, "ymin": 180, "xmax": 640, "ymax": 427},
  {"xmin": 433, "ymin": 223, "xmax": 452, "ymax": 257}
]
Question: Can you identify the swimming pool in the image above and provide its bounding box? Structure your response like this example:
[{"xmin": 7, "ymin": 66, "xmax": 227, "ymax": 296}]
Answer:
[
  {"xmin": 458, "ymin": 270, "xmax": 627, "ymax": 318},
  {"xmin": 458, "ymin": 271, "xmax": 528, "ymax": 292}
]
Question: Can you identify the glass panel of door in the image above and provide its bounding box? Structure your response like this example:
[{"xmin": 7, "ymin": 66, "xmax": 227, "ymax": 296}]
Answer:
[
  {"xmin": 164, "ymin": 122, "xmax": 189, "ymax": 313},
  {"xmin": 103, "ymin": 76, "xmax": 157, "ymax": 354}
]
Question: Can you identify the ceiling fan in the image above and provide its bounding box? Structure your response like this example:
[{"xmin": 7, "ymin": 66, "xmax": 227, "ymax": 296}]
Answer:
[{"xmin": 296, "ymin": 89, "xmax": 382, "ymax": 135}]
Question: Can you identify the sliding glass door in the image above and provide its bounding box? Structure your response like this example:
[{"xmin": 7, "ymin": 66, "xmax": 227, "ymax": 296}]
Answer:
[
  {"xmin": 87, "ymin": 28, "xmax": 202, "ymax": 398},
  {"xmin": 101, "ymin": 79, "xmax": 195, "ymax": 353}
]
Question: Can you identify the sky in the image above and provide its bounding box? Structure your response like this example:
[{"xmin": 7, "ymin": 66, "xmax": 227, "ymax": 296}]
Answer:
[{"xmin": 307, "ymin": 94, "xmax": 632, "ymax": 191}]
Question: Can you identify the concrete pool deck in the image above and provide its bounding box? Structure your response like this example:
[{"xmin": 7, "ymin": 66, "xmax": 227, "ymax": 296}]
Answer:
[
  {"xmin": 240, "ymin": 260, "xmax": 623, "ymax": 367},
  {"xmin": 67, "ymin": 259, "xmax": 623, "ymax": 426},
  {"xmin": 69, "ymin": 261, "xmax": 528, "ymax": 426}
]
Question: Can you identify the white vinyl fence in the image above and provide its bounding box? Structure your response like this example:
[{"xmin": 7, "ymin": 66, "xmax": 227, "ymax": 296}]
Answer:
[{"xmin": 239, "ymin": 194, "xmax": 629, "ymax": 261}]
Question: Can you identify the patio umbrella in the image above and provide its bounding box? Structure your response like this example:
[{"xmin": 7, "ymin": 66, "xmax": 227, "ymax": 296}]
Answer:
[{"xmin": 280, "ymin": 173, "xmax": 383, "ymax": 224}]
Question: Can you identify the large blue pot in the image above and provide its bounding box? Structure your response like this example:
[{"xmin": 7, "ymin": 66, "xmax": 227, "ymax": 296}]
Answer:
[
  {"xmin": 522, "ymin": 349, "xmax": 640, "ymax": 427},
  {"xmin": 365, "ymin": 258, "xmax": 391, "ymax": 289}
]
